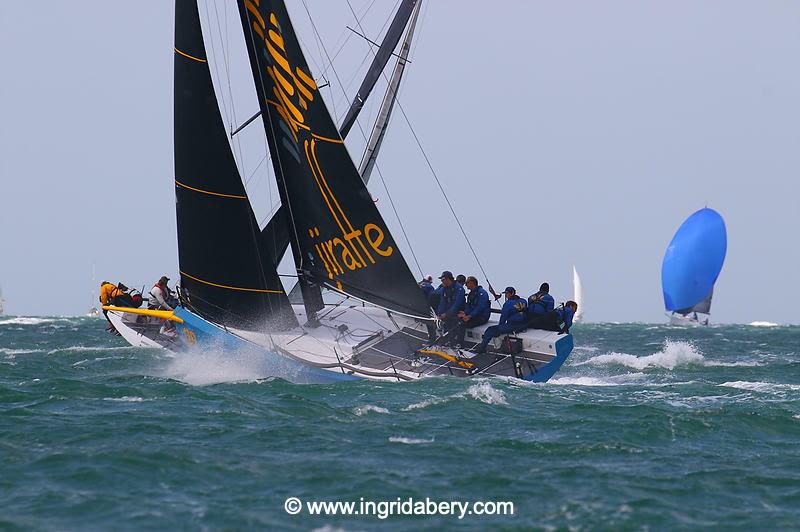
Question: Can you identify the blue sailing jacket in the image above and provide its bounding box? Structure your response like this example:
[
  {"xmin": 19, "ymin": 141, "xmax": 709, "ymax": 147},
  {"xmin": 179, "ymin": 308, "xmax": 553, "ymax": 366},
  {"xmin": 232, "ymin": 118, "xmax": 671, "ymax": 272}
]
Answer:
[
  {"xmin": 499, "ymin": 295, "xmax": 527, "ymax": 326},
  {"xmin": 464, "ymin": 286, "xmax": 491, "ymax": 321},
  {"xmin": 436, "ymin": 283, "xmax": 465, "ymax": 317},
  {"xmin": 527, "ymin": 291, "xmax": 555, "ymax": 316},
  {"xmin": 557, "ymin": 306, "xmax": 575, "ymax": 332}
]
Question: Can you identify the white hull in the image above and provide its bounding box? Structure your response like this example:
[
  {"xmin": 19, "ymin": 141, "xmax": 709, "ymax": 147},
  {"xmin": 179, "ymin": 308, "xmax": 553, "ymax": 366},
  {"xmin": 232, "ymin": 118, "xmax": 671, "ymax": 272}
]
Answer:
[{"xmin": 108, "ymin": 301, "xmax": 573, "ymax": 383}]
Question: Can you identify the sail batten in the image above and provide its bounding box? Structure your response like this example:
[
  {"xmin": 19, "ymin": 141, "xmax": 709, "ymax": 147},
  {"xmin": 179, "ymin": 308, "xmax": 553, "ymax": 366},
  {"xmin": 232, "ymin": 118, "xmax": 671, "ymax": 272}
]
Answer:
[
  {"xmin": 238, "ymin": 0, "xmax": 432, "ymax": 320},
  {"xmin": 174, "ymin": 0, "xmax": 297, "ymax": 330}
]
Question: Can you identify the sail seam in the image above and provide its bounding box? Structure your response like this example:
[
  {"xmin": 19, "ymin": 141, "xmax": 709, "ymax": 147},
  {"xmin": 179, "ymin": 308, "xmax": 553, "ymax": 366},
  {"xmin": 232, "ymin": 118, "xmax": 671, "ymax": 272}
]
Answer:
[
  {"xmin": 174, "ymin": 47, "xmax": 207, "ymax": 63},
  {"xmin": 175, "ymin": 180, "xmax": 247, "ymax": 199},
  {"xmin": 180, "ymin": 271, "xmax": 284, "ymax": 294}
]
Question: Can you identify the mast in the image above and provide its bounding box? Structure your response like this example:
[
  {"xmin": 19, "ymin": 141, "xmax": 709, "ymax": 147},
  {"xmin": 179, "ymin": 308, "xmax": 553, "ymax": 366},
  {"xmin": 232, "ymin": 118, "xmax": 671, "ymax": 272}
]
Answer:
[
  {"xmin": 237, "ymin": 0, "xmax": 432, "ymax": 320},
  {"xmin": 338, "ymin": 0, "xmax": 418, "ymax": 139},
  {"xmin": 358, "ymin": 0, "xmax": 421, "ymax": 182},
  {"xmin": 174, "ymin": 0, "xmax": 297, "ymax": 330}
]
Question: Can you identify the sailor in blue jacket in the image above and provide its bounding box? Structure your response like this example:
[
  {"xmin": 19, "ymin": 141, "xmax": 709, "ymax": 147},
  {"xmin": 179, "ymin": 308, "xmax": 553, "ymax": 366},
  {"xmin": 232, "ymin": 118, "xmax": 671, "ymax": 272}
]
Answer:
[
  {"xmin": 475, "ymin": 287, "xmax": 528, "ymax": 353},
  {"xmin": 528, "ymin": 301, "xmax": 578, "ymax": 334},
  {"xmin": 452, "ymin": 276, "xmax": 491, "ymax": 346},
  {"xmin": 426, "ymin": 270, "xmax": 465, "ymax": 341},
  {"xmin": 527, "ymin": 282, "xmax": 555, "ymax": 318}
]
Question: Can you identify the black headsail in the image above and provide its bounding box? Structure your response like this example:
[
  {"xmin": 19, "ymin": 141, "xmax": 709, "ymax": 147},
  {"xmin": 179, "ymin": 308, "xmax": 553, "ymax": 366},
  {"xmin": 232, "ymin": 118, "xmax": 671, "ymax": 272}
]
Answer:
[
  {"xmin": 237, "ymin": 0, "xmax": 432, "ymax": 319},
  {"xmin": 174, "ymin": 0, "xmax": 297, "ymax": 330},
  {"xmin": 257, "ymin": 0, "xmax": 418, "ymax": 286}
]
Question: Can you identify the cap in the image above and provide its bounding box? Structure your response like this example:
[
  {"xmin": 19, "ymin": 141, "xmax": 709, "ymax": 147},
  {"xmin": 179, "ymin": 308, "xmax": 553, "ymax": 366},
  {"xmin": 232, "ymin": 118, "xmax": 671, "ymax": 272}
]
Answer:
[
  {"xmin": 503, "ymin": 286, "xmax": 515, "ymax": 294},
  {"xmin": 159, "ymin": 276, "xmax": 170, "ymax": 284},
  {"xmin": 117, "ymin": 282, "xmax": 129, "ymax": 291},
  {"xmin": 439, "ymin": 270, "xmax": 454, "ymax": 280},
  {"xmin": 456, "ymin": 274, "xmax": 466, "ymax": 284}
]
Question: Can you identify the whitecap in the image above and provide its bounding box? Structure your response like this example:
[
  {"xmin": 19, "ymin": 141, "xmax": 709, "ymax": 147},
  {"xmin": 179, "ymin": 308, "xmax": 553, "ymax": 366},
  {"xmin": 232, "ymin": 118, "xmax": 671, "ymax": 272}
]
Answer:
[
  {"xmin": 0, "ymin": 348, "xmax": 42, "ymax": 355},
  {"xmin": 0, "ymin": 317, "xmax": 59, "ymax": 326},
  {"xmin": 353, "ymin": 404, "xmax": 389, "ymax": 416},
  {"xmin": 719, "ymin": 381, "xmax": 800, "ymax": 393},
  {"xmin": 389, "ymin": 436, "xmax": 434, "ymax": 445},
  {"xmin": 578, "ymin": 340, "xmax": 704, "ymax": 370},
  {"xmin": 465, "ymin": 381, "xmax": 507, "ymax": 405},
  {"xmin": 103, "ymin": 396, "xmax": 147, "ymax": 402},
  {"xmin": 403, "ymin": 396, "xmax": 451, "ymax": 411},
  {"xmin": 749, "ymin": 321, "xmax": 779, "ymax": 327},
  {"xmin": 549, "ymin": 373, "xmax": 648, "ymax": 387}
]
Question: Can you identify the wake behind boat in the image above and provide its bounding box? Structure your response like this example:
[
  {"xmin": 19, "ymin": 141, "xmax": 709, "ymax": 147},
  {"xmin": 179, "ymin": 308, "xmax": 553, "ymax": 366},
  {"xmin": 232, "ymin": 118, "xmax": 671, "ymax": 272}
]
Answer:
[{"xmin": 105, "ymin": 0, "xmax": 576, "ymax": 384}]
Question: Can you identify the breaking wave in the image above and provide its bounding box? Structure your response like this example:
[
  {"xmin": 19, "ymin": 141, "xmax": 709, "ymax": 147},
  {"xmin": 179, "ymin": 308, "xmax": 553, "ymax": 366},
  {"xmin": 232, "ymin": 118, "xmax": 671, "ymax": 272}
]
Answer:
[
  {"xmin": 749, "ymin": 321, "xmax": 779, "ymax": 327},
  {"xmin": 354, "ymin": 405, "xmax": 389, "ymax": 416},
  {"xmin": 719, "ymin": 381, "xmax": 800, "ymax": 393},
  {"xmin": 403, "ymin": 381, "xmax": 507, "ymax": 411},
  {"xmin": 389, "ymin": 436, "xmax": 434, "ymax": 445},
  {"xmin": 577, "ymin": 340, "xmax": 710, "ymax": 370}
]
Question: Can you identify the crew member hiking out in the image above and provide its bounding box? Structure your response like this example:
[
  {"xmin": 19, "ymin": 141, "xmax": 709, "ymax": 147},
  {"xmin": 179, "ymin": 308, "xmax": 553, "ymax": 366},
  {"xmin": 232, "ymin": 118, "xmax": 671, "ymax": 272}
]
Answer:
[
  {"xmin": 475, "ymin": 287, "xmax": 527, "ymax": 354},
  {"xmin": 527, "ymin": 301, "xmax": 578, "ymax": 335},
  {"xmin": 99, "ymin": 281, "xmax": 130, "ymax": 333},
  {"xmin": 527, "ymin": 282, "xmax": 555, "ymax": 318}
]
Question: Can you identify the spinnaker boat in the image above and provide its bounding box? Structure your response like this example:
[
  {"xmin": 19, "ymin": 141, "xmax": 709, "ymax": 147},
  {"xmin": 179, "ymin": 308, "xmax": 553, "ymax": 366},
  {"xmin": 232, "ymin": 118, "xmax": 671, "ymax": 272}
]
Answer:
[
  {"xmin": 661, "ymin": 208, "xmax": 727, "ymax": 326},
  {"xmin": 106, "ymin": 0, "xmax": 575, "ymax": 383}
]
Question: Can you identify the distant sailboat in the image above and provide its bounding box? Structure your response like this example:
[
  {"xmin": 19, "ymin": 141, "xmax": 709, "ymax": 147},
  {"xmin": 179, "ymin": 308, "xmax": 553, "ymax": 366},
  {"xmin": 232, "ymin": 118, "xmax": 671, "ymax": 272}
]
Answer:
[
  {"xmin": 0, "ymin": 286, "xmax": 4, "ymax": 315},
  {"xmin": 661, "ymin": 208, "xmax": 727, "ymax": 326},
  {"xmin": 572, "ymin": 266, "xmax": 583, "ymax": 323}
]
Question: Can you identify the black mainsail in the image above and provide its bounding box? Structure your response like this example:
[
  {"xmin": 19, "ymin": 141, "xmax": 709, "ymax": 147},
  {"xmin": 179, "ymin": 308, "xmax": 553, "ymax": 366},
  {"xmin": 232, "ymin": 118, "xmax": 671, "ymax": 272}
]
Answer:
[
  {"xmin": 238, "ymin": 0, "xmax": 432, "ymax": 319},
  {"xmin": 174, "ymin": 0, "xmax": 297, "ymax": 330}
]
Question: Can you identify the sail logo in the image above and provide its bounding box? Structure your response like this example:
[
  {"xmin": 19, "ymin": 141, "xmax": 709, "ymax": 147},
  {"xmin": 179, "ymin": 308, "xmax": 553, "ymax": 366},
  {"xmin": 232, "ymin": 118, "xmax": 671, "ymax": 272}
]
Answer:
[
  {"xmin": 246, "ymin": 0, "xmax": 316, "ymax": 141},
  {"xmin": 246, "ymin": 1, "xmax": 396, "ymax": 289}
]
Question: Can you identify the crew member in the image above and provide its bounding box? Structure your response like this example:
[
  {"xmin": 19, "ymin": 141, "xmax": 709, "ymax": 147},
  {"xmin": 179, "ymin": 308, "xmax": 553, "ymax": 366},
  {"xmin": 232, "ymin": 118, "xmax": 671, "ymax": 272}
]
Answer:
[
  {"xmin": 149, "ymin": 276, "xmax": 173, "ymax": 311},
  {"xmin": 527, "ymin": 282, "xmax": 555, "ymax": 318},
  {"xmin": 419, "ymin": 275, "xmax": 435, "ymax": 298},
  {"xmin": 99, "ymin": 281, "xmax": 129, "ymax": 332},
  {"xmin": 475, "ymin": 287, "xmax": 527, "ymax": 353},
  {"xmin": 527, "ymin": 301, "xmax": 578, "ymax": 334},
  {"xmin": 452, "ymin": 276, "xmax": 491, "ymax": 347},
  {"xmin": 428, "ymin": 270, "xmax": 465, "ymax": 341},
  {"xmin": 455, "ymin": 274, "xmax": 466, "ymax": 288}
]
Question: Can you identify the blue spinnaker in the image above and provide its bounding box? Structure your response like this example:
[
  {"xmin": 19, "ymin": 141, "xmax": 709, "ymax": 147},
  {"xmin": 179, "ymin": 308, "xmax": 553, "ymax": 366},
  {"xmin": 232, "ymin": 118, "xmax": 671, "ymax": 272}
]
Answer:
[{"xmin": 661, "ymin": 208, "xmax": 727, "ymax": 313}]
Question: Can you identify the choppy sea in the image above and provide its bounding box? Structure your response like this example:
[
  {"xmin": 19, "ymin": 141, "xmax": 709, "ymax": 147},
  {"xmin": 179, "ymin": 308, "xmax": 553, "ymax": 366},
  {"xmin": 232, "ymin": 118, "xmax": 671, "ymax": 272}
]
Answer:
[{"xmin": 1, "ymin": 316, "xmax": 798, "ymax": 530}]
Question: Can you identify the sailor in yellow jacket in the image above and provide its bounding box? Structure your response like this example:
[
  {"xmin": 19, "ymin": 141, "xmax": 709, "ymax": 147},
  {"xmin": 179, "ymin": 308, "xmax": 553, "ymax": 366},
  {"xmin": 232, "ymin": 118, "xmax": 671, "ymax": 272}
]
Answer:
[{"xmin": 99, "ymin": 281, "xmax": 128, "ymax": 332}]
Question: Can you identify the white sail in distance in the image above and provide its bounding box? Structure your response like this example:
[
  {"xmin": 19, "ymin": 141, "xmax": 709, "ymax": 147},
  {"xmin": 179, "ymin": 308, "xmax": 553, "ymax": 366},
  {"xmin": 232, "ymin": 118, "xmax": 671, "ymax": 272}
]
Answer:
[{"xmin": 572, "ymin": 266, "xmax": 583, "ymax": 323}]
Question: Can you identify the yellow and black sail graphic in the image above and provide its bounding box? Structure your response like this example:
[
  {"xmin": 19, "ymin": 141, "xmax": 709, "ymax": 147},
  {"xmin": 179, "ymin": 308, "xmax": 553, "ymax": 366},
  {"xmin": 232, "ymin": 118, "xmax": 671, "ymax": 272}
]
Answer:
[{"xmin": 238, "ymin": 0, "xmax": 431, "ymax": 319}]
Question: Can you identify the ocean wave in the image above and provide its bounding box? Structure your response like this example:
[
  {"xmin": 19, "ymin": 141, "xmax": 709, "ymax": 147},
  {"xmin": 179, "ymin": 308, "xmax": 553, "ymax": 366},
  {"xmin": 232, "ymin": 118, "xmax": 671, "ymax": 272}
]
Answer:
[
  {"xmin": 749, "ymin": 321, "xmax": 780, "ymax": 327},
  {"xmin": 719, "ymin": 381, "xmax": 800, "ymax": 393},
  {"xmin": 353, "ymin": 404, "xmax": 389, "ymax": 416},
  {"xmin": 466, "ymin": 381, "xmax": 507, "ymax": 405},
  {"xmin": 47, "ymin": 345, "xmax": 138, "ymax": 355},
  {"xmin": 578, "ymin": 340, "xmax": 704, "ymax": 370},
  {"xmin": 0, "ymin": 317, "xmax": 63, "ymax": 326},
  {"xmin": 0, "ymin": 348, "xmax": 42, "ymax": 355},
  {"xmin": 389, "ymin": 436, "xmax": 434, "ymax": 445},
  {"xmin": 102, "ymin": 396, "xmax": 148, "ymax": 402},
  {"xmin": 402, "ymin": 381, "xmax": 506, "ymax": 411},
  {"xmin": 549, "ymin": 373, "xmax": 648, "ymax": 387}
]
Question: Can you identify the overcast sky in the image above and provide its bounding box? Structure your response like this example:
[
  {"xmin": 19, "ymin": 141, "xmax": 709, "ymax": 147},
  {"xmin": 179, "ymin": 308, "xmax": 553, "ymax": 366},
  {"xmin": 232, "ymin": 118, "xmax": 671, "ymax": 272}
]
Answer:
[{"xmin": 1, "ymin": 1, "xmax": 798, "ymax": 323}]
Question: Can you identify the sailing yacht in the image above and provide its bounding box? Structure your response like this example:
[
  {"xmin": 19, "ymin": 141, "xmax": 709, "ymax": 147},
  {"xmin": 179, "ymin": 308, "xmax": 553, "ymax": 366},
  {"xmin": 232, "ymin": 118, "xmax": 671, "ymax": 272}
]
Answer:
[
  {"xmin": 662, "ymin": 208, "xmax": 727, "ymax": 326},
  {"xmin": 106, "ymin": 0, "xmax": 575, "ymax": 383},
  {"xmin": 572, "ymin": 267, "xmax": 583, "ymax": 324}
]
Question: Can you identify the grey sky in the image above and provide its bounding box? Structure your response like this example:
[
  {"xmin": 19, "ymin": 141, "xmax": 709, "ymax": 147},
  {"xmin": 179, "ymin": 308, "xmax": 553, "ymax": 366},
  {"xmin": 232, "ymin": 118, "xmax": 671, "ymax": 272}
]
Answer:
[{"xmin": 1, "ymin": 1, "xmax": 798, "ymax": 323}]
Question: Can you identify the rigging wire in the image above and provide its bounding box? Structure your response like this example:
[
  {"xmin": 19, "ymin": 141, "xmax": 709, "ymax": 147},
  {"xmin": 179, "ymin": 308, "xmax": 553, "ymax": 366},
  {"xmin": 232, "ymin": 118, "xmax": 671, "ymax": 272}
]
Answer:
[
  {"xmin": 299, "ymin": 0, "xmax": 423, "ymax": 276},
  {"xmin": 343, "ymin": 0, "xmax": 495, "ymax": 290}
]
